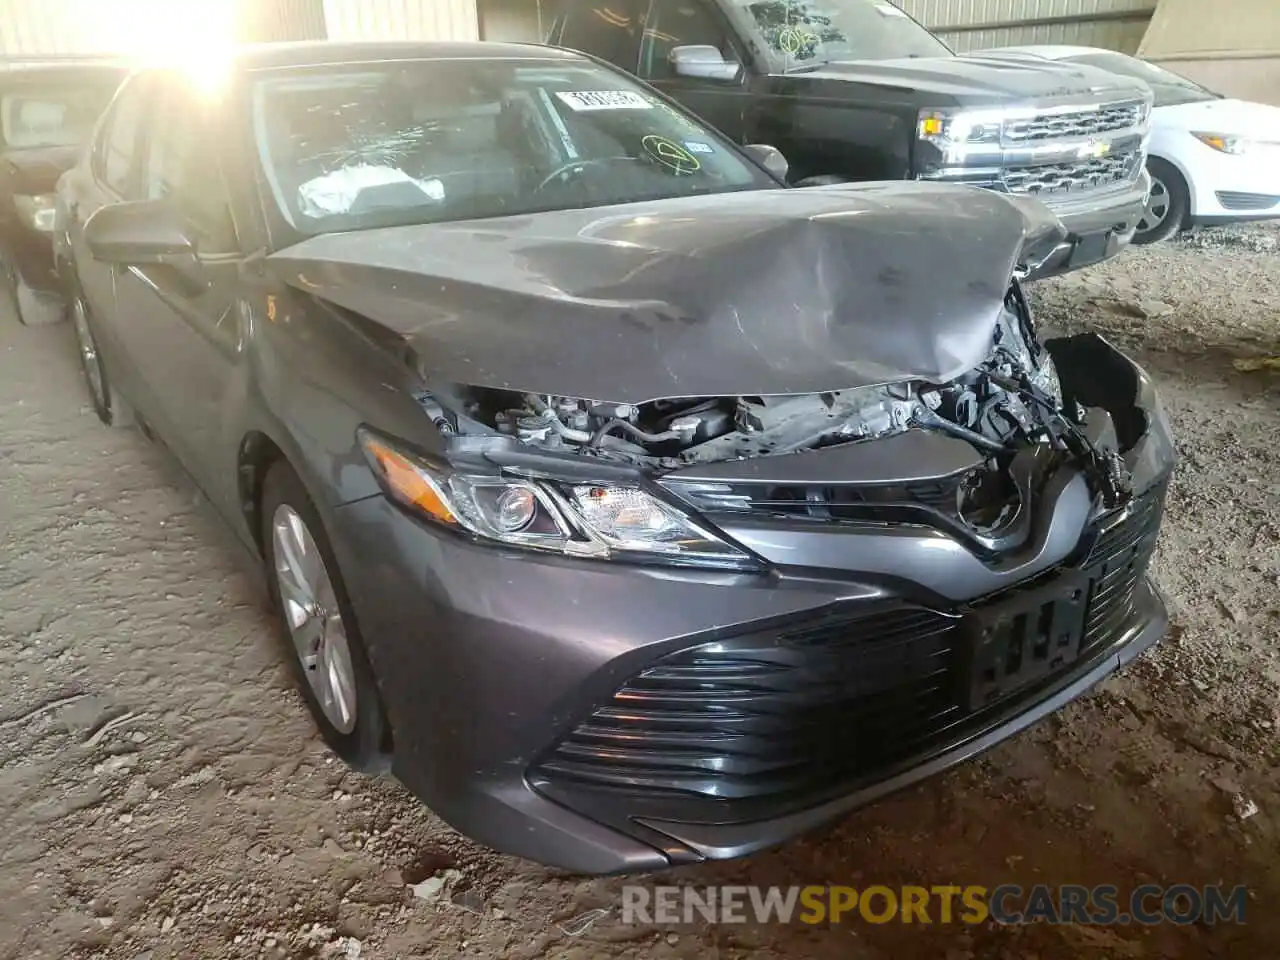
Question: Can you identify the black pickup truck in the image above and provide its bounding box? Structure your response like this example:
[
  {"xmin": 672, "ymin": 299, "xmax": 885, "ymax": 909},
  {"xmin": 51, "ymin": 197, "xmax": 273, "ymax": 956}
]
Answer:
[
  {"xmin": 0, "ymin": 57, "xmax": 126, "ymax": 325},
  {"xmin": 547, "ymin": 0, "xmax": 1155, "ymax": 275}
]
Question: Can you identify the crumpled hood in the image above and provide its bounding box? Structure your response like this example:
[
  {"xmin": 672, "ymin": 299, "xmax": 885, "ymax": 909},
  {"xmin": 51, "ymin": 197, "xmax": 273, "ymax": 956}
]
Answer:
[
  {"xmin": 799, "ymin": 55, "xmax": 1147, "ymax": 104},
  {"xmin": 268, "ymin": 183, "xmax": 1066, "ymax": 404}
]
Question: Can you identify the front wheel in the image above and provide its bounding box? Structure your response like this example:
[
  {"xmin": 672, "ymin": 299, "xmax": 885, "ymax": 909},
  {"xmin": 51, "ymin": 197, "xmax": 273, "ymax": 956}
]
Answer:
[
  {"xmin": 71, "ymin": 293, "xmax": 132, "ymax": 427},
  {"xmin": 1134, "ymin": 158, "xmax": 1189, "ymax": 246},
  {"xmin": 261, "ymin": 460, "xmax": 391, "ymax": 773}
]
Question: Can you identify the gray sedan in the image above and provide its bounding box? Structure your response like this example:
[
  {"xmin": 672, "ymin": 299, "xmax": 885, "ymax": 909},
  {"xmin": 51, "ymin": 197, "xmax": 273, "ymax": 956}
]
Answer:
[{"xmin": 56, "ymin": 41, "xmax": 1174, "ymax": 873}]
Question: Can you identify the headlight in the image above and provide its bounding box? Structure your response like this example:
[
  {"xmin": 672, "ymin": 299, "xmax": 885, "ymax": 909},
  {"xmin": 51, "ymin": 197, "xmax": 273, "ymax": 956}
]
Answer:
[
  {"xmin": 1191, "ymin": 132, "xmax": 1279, "ymax": 156},
  {"xmin": 358, "ymin": 429, "xmax": 761, "ymax": 570},
  {"xmin": 13, "ymin": 193, "xmax": 57, "ymax": 232},
  {"xmin": 1031, "ymin": 351, "xmax": 1063, "ymax": 410},
  {"xmin": 918, "ymin": 108, "xmax": 1004, "ymax": 147}
]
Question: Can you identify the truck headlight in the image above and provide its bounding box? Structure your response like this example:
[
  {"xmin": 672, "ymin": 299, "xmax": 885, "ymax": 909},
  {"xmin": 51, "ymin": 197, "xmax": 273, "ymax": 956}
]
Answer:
[
  {"xmin": 358, "ymin": 429, "xmax": 762, "ymax": 570},
  {"xmin": 918, "ymin": 108, "xmax": 1003, "ymax": 147},
  {"xmin": 13, "ymin": 193, "xmax": 57, "ymax": 232}
]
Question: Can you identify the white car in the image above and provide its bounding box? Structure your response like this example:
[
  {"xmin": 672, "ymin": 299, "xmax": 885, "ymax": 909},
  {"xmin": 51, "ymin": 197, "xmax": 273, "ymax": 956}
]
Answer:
[{"xmin": 977, "ymin": 45, "xmax": 1280, "ymax": 244}]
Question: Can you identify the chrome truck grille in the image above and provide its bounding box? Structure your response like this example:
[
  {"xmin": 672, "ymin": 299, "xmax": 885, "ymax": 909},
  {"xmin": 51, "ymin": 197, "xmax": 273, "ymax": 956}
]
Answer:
[
  {"xmin": 917, "ymin": 97, "xmax": 1151, "ymax": 205},
  {"xmin": 1004, "ymin": 101, "xmax": 1147, "ymax": 144},
  {"xmin": 1004, "ymin": 148, "xmax": 1144, "ymax": 197}
]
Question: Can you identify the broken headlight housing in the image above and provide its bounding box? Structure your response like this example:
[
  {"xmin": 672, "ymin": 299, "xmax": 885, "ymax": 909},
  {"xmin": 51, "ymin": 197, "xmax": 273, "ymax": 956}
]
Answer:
[{"xmin": 358, "ymin": 429, "xmax": 760, "ymax": 570}]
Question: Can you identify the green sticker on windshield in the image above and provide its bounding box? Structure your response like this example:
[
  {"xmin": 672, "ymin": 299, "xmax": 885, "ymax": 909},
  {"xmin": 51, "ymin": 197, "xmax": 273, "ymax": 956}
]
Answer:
[
  {"xmin": 641, "ymin": 135, "xmax": 701, "ymax": 176},
  {"xmin": 778, "ymin": 26, "xmax": 817, "ymax": 55}
]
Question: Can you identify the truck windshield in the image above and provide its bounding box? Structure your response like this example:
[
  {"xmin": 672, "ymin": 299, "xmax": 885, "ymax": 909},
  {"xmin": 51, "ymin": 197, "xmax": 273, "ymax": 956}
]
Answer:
[
  {"xmin": 721, "ymin": 0, "xmax": 951, "ymax": 70},
  {"xmin": 252, "ymin": 57, "xmax": 775, "ymax": 236}
]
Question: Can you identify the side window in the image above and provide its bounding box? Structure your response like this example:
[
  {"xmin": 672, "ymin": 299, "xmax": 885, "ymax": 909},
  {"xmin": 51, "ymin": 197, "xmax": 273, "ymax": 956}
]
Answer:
[
  {"xmin": 96, "ymin": 79, "xmax": 148, "ymax": 197},
  {"xmin": 555, "ymin": 1, "xmax": 643, "ymax": 70},
  {"xmin": 143, "ymin": 81, "xmax": 238, "ymax": 254},
  {"xmin": 640, "ymin": 0, "xmax": 739, "ymax": 80}
]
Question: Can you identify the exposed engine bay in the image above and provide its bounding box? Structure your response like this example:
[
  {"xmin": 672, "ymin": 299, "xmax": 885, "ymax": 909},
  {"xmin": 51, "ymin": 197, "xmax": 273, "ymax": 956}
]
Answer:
[{"xmin": 421, "ymin": 283, "xmax": 1134, "ymax": 509}]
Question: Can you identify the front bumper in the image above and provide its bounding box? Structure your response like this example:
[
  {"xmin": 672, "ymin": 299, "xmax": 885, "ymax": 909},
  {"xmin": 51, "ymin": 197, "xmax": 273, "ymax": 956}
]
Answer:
[
  {"xmin": 1180, "ymin": 143, "xmax": 1280, "ymax": 224},
  {"xmin": 1032, "ymin": 168, "xmax": 1153, "ymax": 276},
  {"xmin": 329, "ymin": 335, "xmax": 1176, "ymax": 874}
]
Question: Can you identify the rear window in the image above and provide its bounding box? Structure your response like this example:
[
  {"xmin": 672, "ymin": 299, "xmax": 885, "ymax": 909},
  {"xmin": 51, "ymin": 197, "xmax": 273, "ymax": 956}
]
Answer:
[{"xmin": 1, "ymin": 77, "xmax": 122, "ymax": 150}]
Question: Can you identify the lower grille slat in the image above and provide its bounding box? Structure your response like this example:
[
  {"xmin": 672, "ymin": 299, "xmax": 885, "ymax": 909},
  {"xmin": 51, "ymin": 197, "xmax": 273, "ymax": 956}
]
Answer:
[{"xmin": 533, "ymin": 481, "xmax": 1168, "ymax": 809}]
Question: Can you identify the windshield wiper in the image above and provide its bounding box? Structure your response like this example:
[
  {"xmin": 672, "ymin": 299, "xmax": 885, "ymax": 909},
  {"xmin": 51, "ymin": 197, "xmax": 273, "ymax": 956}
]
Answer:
[{"xmin": 783, "ymin": 60, "xmax": 830, "ymax": 74}]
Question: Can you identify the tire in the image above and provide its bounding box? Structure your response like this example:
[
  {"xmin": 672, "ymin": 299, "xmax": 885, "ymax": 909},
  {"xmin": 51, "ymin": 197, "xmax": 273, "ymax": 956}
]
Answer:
[
  {"xmin": 261, "ymin": 459, "xmax": 391, "ymax": 773},
  {"xmin": 70, "ymin": 291, "xmax": 134, "ymax": 427},
  {"xmin": 1133, "ymin": 157, "xmax": 1189, "ymax": 246}
]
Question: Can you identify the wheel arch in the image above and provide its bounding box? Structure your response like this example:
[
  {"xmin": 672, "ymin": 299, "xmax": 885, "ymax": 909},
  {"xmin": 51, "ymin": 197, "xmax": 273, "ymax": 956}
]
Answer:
[
  {"xmin": 1148, "ymin": 151, "xmax": 1196, "ymax": 225},
  {"xmin": 249, "ymin": 432, "xmax": 396, "ymax": 764},
  {"xmin": 237, "ymin": 429, "xmax": 288, "ymax": 558}
]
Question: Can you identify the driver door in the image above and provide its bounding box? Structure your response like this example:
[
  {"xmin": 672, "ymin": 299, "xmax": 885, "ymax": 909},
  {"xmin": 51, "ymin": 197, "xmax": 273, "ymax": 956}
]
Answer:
[{"xmin": 111, "ymin": 74, "xmax": 245, "ymax": 517}]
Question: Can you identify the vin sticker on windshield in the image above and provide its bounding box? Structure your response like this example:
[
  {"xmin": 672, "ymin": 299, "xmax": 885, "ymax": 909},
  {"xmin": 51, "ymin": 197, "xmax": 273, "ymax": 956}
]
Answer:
[
  {"xmin": 683, "ymin": 141, "xmax": 715, "ymax": 154},
  {"xmin": 875, "ymin": 2, "xmax": 908, "ymax": 15},
  {"xmin": 556, "ymin": 90, "xmax": 653, "ymax": 111}
]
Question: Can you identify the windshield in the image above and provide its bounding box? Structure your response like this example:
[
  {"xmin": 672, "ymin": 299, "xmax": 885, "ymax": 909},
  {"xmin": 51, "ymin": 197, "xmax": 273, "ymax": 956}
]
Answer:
[
  {"xmin": 252, "ymin": 58, "xmax": 775, "ymax": 235},
  {"xmin": 1069, "ymin": 52, "xmax": 1219, "ymax": 108},
  {"xmin": 1, "ymin": 78, "xmax": 121, "ymax": 150},
  {"xmin": 720, "ymin": 0, "xmax": 950, "ymax": 71}
]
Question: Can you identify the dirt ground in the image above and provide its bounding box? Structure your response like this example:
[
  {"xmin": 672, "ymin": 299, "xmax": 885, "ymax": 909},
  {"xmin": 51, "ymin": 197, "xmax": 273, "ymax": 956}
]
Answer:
[{"xmin": 2, "ymin": 226, "xmax": 1278, "ymax": 960}]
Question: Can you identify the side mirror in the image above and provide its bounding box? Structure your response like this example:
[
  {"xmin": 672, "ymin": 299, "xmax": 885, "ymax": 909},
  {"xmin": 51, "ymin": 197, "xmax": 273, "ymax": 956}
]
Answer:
[
  {"xmin": 669, "ymin": 45, "xmax": 742, "ymax": 82},
  {"xmin": 744, "ymin": 143, "xmax": 789, "ymax": 182},
  {"xmin": 83, "ymin": 199, "xmax": 194, "ymax": 265}
]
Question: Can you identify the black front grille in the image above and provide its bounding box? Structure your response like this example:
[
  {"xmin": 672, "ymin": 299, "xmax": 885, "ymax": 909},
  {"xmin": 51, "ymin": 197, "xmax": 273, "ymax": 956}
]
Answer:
[
  {"xmin": 740, "ymin": 474, "xmax": 965, "ymax": 523},
  {"xmin": 534, "ymin": 482, "xmax": 1168, "ymax": 809},
  {"xmin": 536, "ymin": 603, "xmax": 965, "ymax": 801},
  {"xmin": 1081, "ymin": 479, "xmax": 1166, "ymax": 655}
]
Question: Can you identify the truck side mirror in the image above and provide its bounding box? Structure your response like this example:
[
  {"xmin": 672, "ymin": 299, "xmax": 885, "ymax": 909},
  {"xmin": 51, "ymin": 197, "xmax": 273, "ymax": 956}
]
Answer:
[
  {"xmin": 744, "ymin": 144, "xmax": 789, "ymax": 182},
  {"xmin": 669, "ymin": 45, "xmax": 742, "ymax": 82}
]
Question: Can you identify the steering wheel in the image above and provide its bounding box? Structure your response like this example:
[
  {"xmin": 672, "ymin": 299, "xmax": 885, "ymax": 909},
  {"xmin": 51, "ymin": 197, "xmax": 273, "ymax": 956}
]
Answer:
[{"xmin": 533, "ymin": 156, "xmax": 649, "ymax": 193}]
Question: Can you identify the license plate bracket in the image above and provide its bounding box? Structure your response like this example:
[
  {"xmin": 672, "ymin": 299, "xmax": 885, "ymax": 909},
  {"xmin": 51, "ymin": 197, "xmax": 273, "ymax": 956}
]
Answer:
[
  {"xmin": 1071, "ymin": 230, "xmax": 1113, "ymax": 268},
  {"xmin": 964, "ymin": 574, "xmax": 1090, "ymax": 711}
]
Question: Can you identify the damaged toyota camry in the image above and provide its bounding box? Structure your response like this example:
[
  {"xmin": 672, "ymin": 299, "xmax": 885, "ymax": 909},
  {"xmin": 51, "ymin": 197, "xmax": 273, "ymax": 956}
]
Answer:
[{"xmin": 60, "ymin": 42, "xmax": 1176, "ymax": 873}]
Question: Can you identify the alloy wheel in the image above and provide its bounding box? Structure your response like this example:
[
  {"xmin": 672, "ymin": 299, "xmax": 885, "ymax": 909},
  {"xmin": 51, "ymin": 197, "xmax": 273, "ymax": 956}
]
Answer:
[
  {"xmin": 1137, "ymin": 176, "xmax": 1170, "ymax": 234},
  {"xmin": 271, "ymin": 504, "xmax": 359, "ymax": 734}
]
